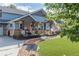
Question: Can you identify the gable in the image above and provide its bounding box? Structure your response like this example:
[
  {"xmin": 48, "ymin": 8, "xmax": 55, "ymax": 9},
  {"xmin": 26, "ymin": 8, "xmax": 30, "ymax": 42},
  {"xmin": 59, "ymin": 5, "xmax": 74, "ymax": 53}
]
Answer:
[{"xmin": 31, "ymin": 9, "xmax": 47, "ymax": 17}]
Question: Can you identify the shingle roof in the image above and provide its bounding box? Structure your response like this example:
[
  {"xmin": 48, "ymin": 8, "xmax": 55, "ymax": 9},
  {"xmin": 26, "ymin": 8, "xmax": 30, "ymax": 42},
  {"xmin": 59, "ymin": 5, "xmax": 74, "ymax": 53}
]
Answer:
[
  {"xmin": 1, "ymin": 12, "xmax": 22, "ymax": 20},
  {"xmin": 0, "ymin": 7, "xmax": 47, "ymax": 23},
  {"xmin": 0, "ymin": 6, "xmax": 28, "ymax": 15},
  {"xmin": 0, "ymin": 12, "xmax": 23, "ymax": 23},
  {"xmin": 9, "ymin": 9, "xmax": 47, "ymax": 22},
  {"xmin": 31, "ymin": 15, "xmax": 47, "ymax": 22}
]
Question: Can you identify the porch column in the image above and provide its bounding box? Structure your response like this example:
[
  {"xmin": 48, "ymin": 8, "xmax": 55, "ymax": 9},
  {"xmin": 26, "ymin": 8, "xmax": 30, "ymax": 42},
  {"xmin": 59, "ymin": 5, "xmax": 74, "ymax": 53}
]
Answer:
[
  {"xmin": 13, "ymin": 23, "xmax": 16, "ymax": 29},
  {"xmin": 44, "ymin": 23, "xmax": 46, "ymax": 35},
  {"xmin": 29, "ymin": 23, "xmax": 32, "ymax": 32}
]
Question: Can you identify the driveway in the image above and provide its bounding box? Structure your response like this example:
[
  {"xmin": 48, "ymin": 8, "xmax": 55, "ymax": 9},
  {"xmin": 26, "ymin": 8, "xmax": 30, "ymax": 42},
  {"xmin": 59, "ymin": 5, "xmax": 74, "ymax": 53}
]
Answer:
[
  {"xmin": 0, "ymin": 36, "xmax": 42, "ymax": 56},
  {"xmin": 0, "ymin": 36, "xmax": 24, "ymax": 56},
  {"xmin": 0, "ymin": 36, "xmax": 23, "ymax": 47}
]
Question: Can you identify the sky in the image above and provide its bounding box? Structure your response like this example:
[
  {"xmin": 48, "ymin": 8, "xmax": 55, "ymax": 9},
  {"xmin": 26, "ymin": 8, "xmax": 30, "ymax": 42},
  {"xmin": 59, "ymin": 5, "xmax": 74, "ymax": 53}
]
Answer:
[{"xmin": 0, "ymin": 3, "xmax": 45, "ymax": 12}]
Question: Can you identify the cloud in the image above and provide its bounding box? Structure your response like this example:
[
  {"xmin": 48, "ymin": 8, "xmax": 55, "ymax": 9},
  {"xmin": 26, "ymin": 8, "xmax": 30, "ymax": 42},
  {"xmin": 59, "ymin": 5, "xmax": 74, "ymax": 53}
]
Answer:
[
  {"xmin": 17, "ymin": 5, "xmax": 35, "ymax": 12},
  {"xmin": 0, "ymin": 3, "xmax": 35, "ymax": 12},
  {"xmin": 0, "ymin": 3, "xmax": 44, "ymax": 12}
]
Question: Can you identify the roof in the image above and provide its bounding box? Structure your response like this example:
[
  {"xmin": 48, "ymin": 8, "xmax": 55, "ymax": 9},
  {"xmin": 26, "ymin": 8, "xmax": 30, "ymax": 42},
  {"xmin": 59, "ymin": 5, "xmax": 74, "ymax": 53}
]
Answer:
[
  {"xmin": 0, "ymin": 12, "xmax": 23, "ymax": 23},
  {"xmin": 9, "ymin": 9, "xmax": 47, "ymax": 23},
  {"xmin": 9, "ymin": 14, "xmax": 48, "ymax": 23},
  {"xmin": 0, "ymin": 6, "xmax": 28, "ymax": 15},
  {"xmin": 31, "ymin": 9, "xmax": 46, "ymax": 16},
  {"xmin": 30, "ymin": 15, "xmax": 47, "ymax": 22},
  {"xmin": 2, "ymin": 12, "xmax": 22, "ymax": 19}
]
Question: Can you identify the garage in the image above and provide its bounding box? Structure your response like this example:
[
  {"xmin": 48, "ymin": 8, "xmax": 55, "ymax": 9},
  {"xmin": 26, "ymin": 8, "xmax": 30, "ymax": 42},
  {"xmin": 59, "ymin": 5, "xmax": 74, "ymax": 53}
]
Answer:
[{"xmin": 0, "ymin": 26, "xmax": 3, "ymax": 36}]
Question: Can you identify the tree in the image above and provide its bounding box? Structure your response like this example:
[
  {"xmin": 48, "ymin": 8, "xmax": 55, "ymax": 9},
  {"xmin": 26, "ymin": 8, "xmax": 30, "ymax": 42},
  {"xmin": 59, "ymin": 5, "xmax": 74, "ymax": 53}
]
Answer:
[
  {"xmin": 45, "ymin": 3, "xmax": 79, "ymax": 42},
  {"xmin": 7, "ymin": 4, "xmax": 16, "ymax": 8}
]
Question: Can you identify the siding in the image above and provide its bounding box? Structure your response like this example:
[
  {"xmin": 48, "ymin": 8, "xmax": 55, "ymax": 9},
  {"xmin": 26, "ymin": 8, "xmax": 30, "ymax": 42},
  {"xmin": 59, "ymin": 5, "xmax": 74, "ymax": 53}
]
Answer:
[{"xmin": 1, "ymin": 12, "xmax": 22, "ymax": 20}]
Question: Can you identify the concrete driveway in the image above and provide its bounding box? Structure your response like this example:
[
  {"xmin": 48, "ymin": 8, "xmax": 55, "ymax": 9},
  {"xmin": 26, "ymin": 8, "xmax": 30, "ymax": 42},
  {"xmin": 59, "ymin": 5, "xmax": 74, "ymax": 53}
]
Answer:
[
  {"xmin": 0, "ymin": 36, "xmax": 23, "ymax": 47},
  {"xmin": 0, "ymin": 36, "xmax": 24, "ymax": 56}
]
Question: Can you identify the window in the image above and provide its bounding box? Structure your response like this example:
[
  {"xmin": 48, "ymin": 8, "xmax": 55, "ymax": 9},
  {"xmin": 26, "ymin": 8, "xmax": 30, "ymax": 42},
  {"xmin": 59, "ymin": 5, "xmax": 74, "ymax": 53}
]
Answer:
[
  {"xmin": 38, "ymin": 23, "xmax": 44, "ymax": 30},
  {"xmin": 32, "ymin": 23, "xmax": 44, "ymax": 30},
  {"xmin": 10, "ymin": 24, "xmax": 12, "ymax": 27},
  {"xmin": 20, "ymin": 24, "xmax": 24, "ymax": 29},
  {"xmin": 46, "ymin": 23, "xmax": 50, "ymax": 30},
  {"xmin": 0, "ymin": 10, "xmax": 2, "ymax": 17},
  {"xmin": 15, "ymin": 23, "xmax": 19, "ymax": 29}
]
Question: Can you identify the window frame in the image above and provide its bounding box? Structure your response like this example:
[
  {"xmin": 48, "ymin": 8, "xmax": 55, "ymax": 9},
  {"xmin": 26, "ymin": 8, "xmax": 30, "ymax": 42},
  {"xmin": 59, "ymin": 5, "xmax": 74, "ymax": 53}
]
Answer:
[
  {"xmin": 10, "ymin": 24, "xmax": 13, "ymax": 27},
  {"xmin": 19, "ymin": 23, "xmax": 24, "ymax": 30}
]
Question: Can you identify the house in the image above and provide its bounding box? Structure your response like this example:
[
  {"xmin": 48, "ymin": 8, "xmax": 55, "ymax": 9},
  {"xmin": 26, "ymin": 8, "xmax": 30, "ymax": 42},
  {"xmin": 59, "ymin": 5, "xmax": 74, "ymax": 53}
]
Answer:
[{"xmin": 0, "ymin": 6, "xmax": 56, "ymax": 38}]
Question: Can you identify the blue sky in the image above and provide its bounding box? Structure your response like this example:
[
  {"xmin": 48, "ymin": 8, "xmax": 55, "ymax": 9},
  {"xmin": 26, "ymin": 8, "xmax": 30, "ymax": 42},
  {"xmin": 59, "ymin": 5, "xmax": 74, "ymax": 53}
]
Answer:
[
  {"xmin": 0, "ymin": 3, "xmax": 45, "ymax": 12},
  {"xmin": 15, "ymin": 3, "xmax": 44, "ymax": 12},
  {"xmin": 16, "ymin": 3, "xmax": 44, "ymax": 10}
]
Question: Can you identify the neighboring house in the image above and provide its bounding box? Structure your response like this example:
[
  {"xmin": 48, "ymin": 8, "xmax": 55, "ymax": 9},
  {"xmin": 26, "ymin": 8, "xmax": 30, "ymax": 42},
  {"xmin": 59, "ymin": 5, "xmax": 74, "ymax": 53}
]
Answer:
[{"xmin": 0, "ymin": 6, "xmax": 56, "ymax": 38}]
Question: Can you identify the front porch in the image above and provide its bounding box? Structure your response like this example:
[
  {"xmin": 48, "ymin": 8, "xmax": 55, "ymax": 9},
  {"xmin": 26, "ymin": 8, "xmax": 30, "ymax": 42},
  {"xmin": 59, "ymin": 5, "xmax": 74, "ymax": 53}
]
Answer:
[{"xmin": 8, "ymin": 15, "xmax": 55, "ymax": 38}]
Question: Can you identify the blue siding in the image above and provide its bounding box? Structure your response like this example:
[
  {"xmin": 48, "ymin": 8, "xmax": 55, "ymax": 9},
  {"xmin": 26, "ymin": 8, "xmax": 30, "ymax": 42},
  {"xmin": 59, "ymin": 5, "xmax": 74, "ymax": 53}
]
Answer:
[{"xmin": 0, "ymin": 12, "xmax": 22, "ymax": 21}]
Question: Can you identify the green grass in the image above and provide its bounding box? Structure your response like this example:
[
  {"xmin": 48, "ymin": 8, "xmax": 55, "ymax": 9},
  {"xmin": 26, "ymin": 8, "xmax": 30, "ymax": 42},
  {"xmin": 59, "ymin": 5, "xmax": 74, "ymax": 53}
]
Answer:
[{"xmin": 38, "ymin": 36, "xmax": 79, "ymax": 56}]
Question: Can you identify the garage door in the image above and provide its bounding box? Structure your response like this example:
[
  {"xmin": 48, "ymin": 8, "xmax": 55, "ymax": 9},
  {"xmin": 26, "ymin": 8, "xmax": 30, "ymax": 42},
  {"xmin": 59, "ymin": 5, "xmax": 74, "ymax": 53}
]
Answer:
[{"xmin": 0, "ymin": 27, "xmax": 3, "ymax": 36}]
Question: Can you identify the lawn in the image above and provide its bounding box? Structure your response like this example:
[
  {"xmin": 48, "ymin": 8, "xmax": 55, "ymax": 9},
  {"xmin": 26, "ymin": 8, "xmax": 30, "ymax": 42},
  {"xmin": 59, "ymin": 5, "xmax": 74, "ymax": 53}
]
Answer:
[{"xmin": 38, "ymin": 36, "xmax": 79, "ymax": 56}]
